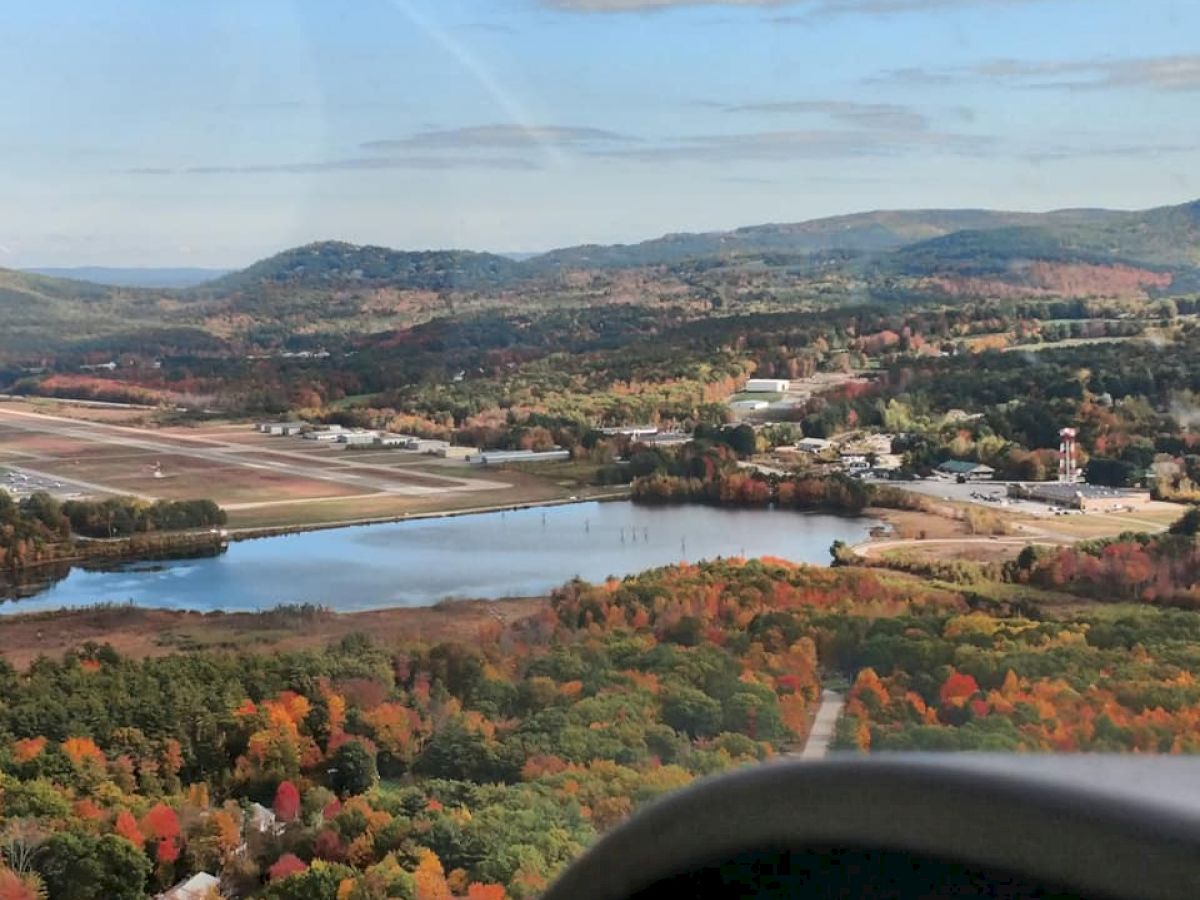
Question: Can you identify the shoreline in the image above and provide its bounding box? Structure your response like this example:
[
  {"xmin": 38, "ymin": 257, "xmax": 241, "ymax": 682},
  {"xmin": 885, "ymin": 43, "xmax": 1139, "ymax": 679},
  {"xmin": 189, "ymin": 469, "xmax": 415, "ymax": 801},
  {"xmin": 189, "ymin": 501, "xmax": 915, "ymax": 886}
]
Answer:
[
  {"xmin": 0, "ymin": 490, "xmax": 632, "ymax": 590},
  {"xmin": 0, "ymin": 502, "xmax": 882, "ymax": 619},
  {"xmin": 222, "ymin": 488, "xmax": 633, "ymax": 543}
]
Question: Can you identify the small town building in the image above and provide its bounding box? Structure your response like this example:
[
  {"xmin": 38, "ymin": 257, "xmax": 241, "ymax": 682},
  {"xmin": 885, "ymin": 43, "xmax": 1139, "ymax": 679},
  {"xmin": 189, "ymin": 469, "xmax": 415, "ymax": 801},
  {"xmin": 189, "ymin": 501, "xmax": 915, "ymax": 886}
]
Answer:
[
  {"xmin": 838, "ymin": 432, "xmax": 896, "ymax": 456},
  {"xmin": 409, "ymin": 439, "xmax": 450, "ymax": 454},
  {"xmin": 257, "ymin": 421, "xmax": 305, "ymax": 436},
  {"xmin": 744, "ymin": 378, "xmax": 790, "ymax": 393},
  {"xmin": 338, "ymin": 430, "xmax": 379, "ymax": 446},
  {"xmin": 599, "ymin": 425, "xmax": 659, "ymax": 439},
  {"xmin": 840, "ymin": 454, "xmax": 871, "ymax": 472},
  {"xmin": 247, "ymin": 802, "xmax": 284, "ymax": 835},
  {"xmin": 378, "ymin": 433, "xmax": 415, "ymax": 447},
  {"xmin": 635, "ymin": 431, "xmax": 689, "ymax": 447},
  {"xmin": 870, "ymin": 454, "xmax": 904, "ymax": 476},
  {"xmin": 156, "ymin": 873, "xmax": 221, "ymax": 900},
  {"xmin": 794, "ymin": 437, "xmax": 835, "ymax": 454},
  {"xmin": 303, "ymin": 425, "xmax": 346, "ymax": 441},
  {"xmin": 937, "ymin": 460, "xmax": 996, "ymax": 482}
]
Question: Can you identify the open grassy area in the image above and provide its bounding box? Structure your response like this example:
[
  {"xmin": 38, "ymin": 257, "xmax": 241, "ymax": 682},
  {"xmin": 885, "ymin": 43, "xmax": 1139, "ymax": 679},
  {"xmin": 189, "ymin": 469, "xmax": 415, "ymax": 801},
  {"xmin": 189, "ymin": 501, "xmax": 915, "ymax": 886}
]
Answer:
[
  {"xmin": 0, "ymin": 400, "xmax": 591, "ymax": 532},
  {"xmin": 0, "ymin": 597, "xmax": 546, "ymax": 669}
]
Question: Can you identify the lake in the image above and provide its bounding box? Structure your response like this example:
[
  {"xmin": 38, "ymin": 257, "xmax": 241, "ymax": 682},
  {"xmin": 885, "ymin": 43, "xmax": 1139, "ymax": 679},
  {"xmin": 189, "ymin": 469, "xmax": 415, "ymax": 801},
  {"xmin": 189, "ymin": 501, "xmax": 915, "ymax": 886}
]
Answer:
[{"xmin": 1, "ymin": 501, "xmax": 878, "ymax": 614}]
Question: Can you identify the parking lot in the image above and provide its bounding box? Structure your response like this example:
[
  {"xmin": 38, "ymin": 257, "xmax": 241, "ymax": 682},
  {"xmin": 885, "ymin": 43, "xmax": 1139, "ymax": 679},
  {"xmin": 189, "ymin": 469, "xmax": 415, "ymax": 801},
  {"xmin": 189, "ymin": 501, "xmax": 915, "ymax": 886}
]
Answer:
[
  {"xmin": 876, "ymin": 477, "xmax": 1084, "ymax": 518},
  {"xmin": 1, "ymin": 466, "xmax": 94, "ymax": 501}
]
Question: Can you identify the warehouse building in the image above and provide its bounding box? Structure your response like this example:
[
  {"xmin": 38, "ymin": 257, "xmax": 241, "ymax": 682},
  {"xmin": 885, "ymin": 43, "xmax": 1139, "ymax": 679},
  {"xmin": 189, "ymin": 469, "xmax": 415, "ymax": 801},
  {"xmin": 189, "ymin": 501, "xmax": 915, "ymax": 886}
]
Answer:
[
  {"xmin": 378, "ymin": 433, "xmax": 416, "ymax": 447},
  {"xmin": 1008, "ymin": 482, "xmax": 1153, "ymax": 512},
  {"xmin": 744, "ymin": 378, "xmax": 790, "ymax": 393},
  {"xmin": 469, "ymin": 449, "xmax": 571, "ymax": 465},
  {"xmin": 256, "ymin": 421, "xmax": 305, "ymax": 436},
  {"xmin": 338, "ymin": 430, "xmax": 379, "ymax": 446},
  {"xmin": 304, "ymin": 426, "xmax": 346, "ymax": 442}
]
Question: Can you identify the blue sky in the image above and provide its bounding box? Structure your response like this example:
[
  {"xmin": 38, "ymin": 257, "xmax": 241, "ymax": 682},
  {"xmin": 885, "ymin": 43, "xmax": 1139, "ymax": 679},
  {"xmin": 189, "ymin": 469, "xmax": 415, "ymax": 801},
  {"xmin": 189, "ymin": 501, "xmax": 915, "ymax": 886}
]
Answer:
[{"xmin": 3, "ymin": 0, "xmax": 1198, "ymax": 266}]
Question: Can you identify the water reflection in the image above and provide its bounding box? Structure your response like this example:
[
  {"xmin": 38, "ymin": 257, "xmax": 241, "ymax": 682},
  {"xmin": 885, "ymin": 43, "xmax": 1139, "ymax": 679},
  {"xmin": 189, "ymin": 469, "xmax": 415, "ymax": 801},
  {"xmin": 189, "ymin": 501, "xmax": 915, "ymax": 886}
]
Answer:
[{"xmin": 1, "ymin": 501, "xmax": 877, "ymax": 615}]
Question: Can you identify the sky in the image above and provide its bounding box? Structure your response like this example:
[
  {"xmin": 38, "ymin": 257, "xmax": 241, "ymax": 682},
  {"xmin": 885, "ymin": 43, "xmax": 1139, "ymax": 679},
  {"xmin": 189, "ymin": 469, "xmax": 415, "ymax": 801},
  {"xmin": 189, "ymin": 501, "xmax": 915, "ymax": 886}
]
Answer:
[{"xmin": 3, "ymin": 0, "xmax": 1199, "ymax": 267}]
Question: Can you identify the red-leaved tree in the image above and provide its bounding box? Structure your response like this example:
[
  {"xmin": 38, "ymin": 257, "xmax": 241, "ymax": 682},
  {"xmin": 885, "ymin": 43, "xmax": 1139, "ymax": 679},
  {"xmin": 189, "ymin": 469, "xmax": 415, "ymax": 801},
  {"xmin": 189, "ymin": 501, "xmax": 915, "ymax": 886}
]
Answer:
[
  {"xmin": 268, "ymin": 853, "xmax": 308, "ymax": 882},
  {"xmin": 273, "ymin": 780, "xmax": 301, "ymax": 822}
]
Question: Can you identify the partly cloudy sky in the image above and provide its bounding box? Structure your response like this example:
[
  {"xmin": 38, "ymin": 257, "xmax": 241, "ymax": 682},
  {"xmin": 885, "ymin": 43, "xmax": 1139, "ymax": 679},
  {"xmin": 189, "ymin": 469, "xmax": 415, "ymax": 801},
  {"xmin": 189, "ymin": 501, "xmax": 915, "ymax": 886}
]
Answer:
[{"xmin": 2, "ymin": 0, "xmax": 1197, "ymax": 265}]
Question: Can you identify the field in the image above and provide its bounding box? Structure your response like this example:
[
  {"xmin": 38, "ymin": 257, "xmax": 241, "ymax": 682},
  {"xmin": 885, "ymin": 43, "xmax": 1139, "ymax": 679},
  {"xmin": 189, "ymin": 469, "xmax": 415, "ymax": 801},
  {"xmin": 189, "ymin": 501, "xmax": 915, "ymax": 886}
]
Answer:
[
  {"xmin": 0, "ymin": 398, "xmax": 590, "ymax": 531},
  {"xmin": 0, "ymin": 597, "xmax": 545, "ymax": 669},
  {"xmin": 859, "ymin": 489, "xmax": 1184, "ymax": 567}
]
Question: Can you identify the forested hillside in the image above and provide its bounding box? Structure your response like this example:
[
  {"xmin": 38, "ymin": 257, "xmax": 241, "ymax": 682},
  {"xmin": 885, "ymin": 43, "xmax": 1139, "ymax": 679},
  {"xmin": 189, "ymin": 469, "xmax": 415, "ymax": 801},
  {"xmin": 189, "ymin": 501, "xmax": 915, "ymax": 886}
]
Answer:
[
  {"xmin": 203, "ymin": 243, "xmax": 528, "ymax": 293},
  {"xmin": 3, "ymin": 197, "xmax": 1197, "ymax": 360},
  {"xmin": 2, "ymin": 545, "xmax": 1200, "ymax": 897}
]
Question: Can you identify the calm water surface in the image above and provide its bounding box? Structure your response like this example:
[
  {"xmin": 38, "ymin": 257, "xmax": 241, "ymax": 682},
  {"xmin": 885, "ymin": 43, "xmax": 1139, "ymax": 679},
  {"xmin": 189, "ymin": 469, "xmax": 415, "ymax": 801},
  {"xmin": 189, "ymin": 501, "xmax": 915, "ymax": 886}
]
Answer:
[{"xmin": 3, "ymin": 501, "xmax": 877, "ymax": 614}]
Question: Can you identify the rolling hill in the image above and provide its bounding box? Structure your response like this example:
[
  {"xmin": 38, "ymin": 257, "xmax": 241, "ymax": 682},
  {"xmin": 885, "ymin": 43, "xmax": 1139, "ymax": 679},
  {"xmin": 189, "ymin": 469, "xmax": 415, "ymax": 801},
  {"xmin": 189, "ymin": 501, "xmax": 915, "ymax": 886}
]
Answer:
[
  {"xmin": 531, "ymin": 201, "xmax": 1200, "ymax": 273},
  {"xmin": 2, "ymin": 197, "xmax": 1196, "ymax": 357},
  {"xmin": 198, "ymin": 199, "xmax": 1199, "ymax": 292},
  {"xmin": 201, "ymin": 241, "xmax": 527, "ymax": 293},
  {"xmin": 526, "ymin": 209, "xmax": 1048, "ymax": 270},
  {"xmin": 0, "ymin": 269, "xmax": 208, "ymax": 356}
]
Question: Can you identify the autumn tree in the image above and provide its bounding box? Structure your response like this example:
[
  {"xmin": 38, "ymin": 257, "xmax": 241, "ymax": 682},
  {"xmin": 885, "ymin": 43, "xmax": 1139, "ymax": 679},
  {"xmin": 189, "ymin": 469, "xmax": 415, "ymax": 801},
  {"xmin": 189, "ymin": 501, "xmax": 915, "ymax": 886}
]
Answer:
[
  {"xmin": 113, "ymin": 810, "xmax": 143, "ymax": 850},
  {"xmin": 268, "ymin": 853, "xmax": 308, "ymax": 882},
  {"xmin": 36, "ymin": 833, "xmax": 150, "ymax": 900},
  {"xmin": 330, "ymin": 741, "xmax": 379, "ymax": 797},
  {"xmin": 273, "ymin": 780, "xmax": 301, "ymax": 823}
]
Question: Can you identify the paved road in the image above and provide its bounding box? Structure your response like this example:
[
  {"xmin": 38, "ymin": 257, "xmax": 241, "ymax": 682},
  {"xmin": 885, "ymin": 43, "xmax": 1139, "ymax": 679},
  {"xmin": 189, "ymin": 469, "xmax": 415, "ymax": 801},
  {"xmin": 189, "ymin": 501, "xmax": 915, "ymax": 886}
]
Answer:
[
  {"xmin": 797, "ymin": 690, "xmax": 845, "ymax": 760},
  {"xmin": 0, "ymin": 406, "xmax": 508, "ymax": 498}
]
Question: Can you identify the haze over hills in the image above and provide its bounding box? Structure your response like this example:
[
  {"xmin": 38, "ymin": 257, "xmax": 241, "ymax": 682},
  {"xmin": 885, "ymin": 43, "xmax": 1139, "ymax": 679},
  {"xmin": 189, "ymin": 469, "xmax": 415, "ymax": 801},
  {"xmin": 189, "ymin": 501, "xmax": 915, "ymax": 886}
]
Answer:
[
  {"xmin": 527, "ymin": 208, "xmax": 1054, "ymax": 271},
  {"xmin": 22, "ymin": 267, "xmax": 231, "ymax": 290},
  {"xmin": 1, "ymin": 197, "xmax": 1196, "ymax": 357},
  {"xmin": 0, "ymin": 268, "xmax": 181, "ymax": 355},
  {"xmin": 203, "ymin": 197, "xmax": 1200, "ymax": 290}
]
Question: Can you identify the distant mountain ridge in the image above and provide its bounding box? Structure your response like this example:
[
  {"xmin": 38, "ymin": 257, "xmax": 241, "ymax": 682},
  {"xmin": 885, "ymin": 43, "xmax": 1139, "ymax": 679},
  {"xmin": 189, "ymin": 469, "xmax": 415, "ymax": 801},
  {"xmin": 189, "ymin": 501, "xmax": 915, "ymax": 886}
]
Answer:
[
  {"xmin": 197, "ymin": 198, "xmax": 1200, "ymax": 292},
  {"xmin": 23, "ymin": 267, "xmax": 231, "ymax": 289},
  {"xmin": 7, "ymin": 198, "xmax": 1198, "ymax": 316},
  {"xmin": 523, "ymin": 205, "xmax": 1191, "ymax": 271}
]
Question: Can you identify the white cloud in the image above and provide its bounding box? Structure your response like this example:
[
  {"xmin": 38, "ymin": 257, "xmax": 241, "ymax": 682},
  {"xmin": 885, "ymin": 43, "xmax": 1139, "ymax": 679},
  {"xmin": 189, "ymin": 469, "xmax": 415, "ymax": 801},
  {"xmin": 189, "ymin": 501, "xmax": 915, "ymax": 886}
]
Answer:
[
  {"xmin": 128, "ymin": 156, "xmax": 540, "ymax": 176},
  {"xmin": 592, "ymin": 127, "xmax": 987, "ymax": 162},
  {"xmin": 719, "ymin": 100, "xmax": 930, "ymax": 131},
  {"xmin": 362, "ymin": 125, "xmax": 635, "ymax": 151},
  {"xmin": 547, "ymin": 0, "xmax": 1051, "ymax": 15},
  {"xmin": 876, "ymin": 54, "xmax": 1200, "ymax": 92}
]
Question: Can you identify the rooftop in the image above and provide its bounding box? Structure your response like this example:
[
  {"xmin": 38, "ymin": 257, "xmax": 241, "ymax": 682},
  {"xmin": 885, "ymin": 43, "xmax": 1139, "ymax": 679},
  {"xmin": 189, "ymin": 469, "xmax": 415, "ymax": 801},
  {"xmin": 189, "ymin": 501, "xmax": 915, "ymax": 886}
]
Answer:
[
  {"xmin": 938, "ymin": 460, "xmax": 994, "ymax": 474},
  {"xmin": 1019, "ymin": 482, "xmax": 1145, "ymax": 500},
  {"xmin": 157, "ymin": 872, "xmax": 221, "ymax": 900}
]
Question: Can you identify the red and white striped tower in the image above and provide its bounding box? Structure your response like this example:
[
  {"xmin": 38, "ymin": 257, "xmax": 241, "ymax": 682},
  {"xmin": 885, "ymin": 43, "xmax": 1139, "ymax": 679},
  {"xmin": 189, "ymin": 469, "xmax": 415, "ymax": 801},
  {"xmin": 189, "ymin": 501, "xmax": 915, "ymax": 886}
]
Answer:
[{"xmin": 1059, "ymin": 428, "xmax": 1078, "ymax": 483}]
